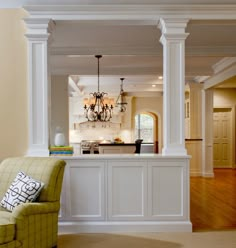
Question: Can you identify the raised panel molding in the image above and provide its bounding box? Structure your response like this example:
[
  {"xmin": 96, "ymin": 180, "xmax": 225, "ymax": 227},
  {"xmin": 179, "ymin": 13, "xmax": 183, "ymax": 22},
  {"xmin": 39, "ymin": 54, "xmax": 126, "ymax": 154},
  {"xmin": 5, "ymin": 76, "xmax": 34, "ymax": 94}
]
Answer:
[
  {"xmin": 65, "ymin": 161, "xmax": 105, "ymax": 220},
  {"xmin": 108, "ymin": 162, "xmax": 148, "ymax": 220},
  {"xmin": 148, "ymin": 162, "xmax": 186, "ymax": 220},
  {"xmin": 59, "ymin": 155, "xmax": 192, "ymax": 233}
]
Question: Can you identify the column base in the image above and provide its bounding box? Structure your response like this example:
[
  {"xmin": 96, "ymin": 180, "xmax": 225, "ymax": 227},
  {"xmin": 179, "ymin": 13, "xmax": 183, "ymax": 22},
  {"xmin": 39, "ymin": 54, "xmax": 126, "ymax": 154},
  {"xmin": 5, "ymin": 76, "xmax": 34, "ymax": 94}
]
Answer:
[{"xmin": 26, "ymin": 148, "xmax": 49, "ymax": 157}]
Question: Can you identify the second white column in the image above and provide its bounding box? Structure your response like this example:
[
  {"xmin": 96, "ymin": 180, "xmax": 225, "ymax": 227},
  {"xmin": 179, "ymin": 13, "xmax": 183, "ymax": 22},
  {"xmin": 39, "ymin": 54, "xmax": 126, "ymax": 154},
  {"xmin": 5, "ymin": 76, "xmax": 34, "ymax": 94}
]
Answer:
[{"xmin": 159, "ymin": 18, "xmax": 189, "ymax": 155}]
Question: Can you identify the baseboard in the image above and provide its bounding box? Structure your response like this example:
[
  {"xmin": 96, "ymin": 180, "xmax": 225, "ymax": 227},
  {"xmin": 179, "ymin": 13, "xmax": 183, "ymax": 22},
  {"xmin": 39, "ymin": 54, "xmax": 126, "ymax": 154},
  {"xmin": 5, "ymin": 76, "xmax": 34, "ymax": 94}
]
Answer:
[
  {"xmin": 202, "ymin": 172, "xmax": 214, "ymax": 177},
  {"xmin": 190, "ymin": 171, "xmax": 202, "ymax": 177},
  {"xmin": 59, "ymin": 221, "xmax": 192, "ymax": 233}
]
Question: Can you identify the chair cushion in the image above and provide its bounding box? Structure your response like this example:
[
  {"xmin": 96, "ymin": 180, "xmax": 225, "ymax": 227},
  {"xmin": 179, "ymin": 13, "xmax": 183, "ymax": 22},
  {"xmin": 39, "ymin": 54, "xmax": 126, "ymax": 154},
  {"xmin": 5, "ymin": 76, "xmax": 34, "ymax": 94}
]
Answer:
[
  {"xmin": 0, "ymin": 171, "xmax": 44, "ymax": 211},
  {"xmin": 0, "ymin": 210, "xmax": 15, "ymax": 244}
]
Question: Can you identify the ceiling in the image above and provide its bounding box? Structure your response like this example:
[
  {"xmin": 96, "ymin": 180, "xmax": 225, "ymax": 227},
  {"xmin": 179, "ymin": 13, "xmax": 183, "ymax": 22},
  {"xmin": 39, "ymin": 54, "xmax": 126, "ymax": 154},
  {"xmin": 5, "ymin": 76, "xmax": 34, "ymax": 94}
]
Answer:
[
  {"xmin": 2, "ymin": 1, "xmax": 236, "ymax": 96},
  {"xmin": 50, "ymin": 19, "xmax": 236, "ymax": 96},
  {"xmin": 2, "ymin": 0, "xmax": 236, "ymax": 7}
]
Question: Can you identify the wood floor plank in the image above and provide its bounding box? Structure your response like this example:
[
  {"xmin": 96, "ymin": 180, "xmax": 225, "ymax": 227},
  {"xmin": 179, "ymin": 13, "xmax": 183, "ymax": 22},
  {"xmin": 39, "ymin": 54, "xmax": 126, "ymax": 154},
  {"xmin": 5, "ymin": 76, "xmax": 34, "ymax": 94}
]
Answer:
[{"xmin": 190, "ymin": 169, "xmax": 236, "ymax": 231}]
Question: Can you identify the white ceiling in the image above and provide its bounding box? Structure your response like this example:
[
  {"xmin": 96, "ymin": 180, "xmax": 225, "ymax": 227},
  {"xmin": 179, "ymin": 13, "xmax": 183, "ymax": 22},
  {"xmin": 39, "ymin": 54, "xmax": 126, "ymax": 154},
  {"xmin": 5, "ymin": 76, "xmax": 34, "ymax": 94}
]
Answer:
[
  {"xmin": 2, "ymin": 1, "xmax": 236, "ymax": 96},
  {"xmin": 2, "ymin": 0, "xmax": 236, "ymax": 8},
  {"xmin": 50, "ymin": 19, "xmax": 236, "ymax": 96}
]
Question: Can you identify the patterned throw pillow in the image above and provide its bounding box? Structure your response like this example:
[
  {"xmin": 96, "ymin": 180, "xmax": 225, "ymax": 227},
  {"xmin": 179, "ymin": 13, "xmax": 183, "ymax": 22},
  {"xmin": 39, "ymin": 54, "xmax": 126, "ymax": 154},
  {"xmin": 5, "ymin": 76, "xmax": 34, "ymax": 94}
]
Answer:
[{"xmin": 0, "ymin": 171, "xmax": 44, "ymax": 211}]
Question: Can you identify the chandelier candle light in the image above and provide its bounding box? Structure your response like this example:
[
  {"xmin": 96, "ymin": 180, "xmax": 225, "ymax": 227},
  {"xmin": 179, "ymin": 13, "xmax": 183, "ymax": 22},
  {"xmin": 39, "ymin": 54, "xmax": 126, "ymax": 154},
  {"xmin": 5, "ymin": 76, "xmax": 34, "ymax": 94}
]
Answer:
[
  {"xmin": 84, "ymin": 55, "xmax": 113, "ymax": 122},
  {"xmin": 116, "ymin": 77, "xmax": 127, "ymax": 113}
]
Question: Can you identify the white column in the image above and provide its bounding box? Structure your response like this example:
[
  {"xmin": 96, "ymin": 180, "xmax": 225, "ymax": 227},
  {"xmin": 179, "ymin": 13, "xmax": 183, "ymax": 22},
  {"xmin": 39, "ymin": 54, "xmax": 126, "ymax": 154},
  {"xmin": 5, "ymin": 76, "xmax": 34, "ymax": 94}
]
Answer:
[
  {"xmin": 24, "ymin": 18, "xmax": 54, "ymax": 156},
  {"xmin": 159, "ymin": 18, "xmax": 189, "ymax": 155},
  {"xmin": 202, "ymin": 89, "xmax": 214, "ymax": 177},
  {"xmin": 187, "ymin": 82, "xmax": 203, "ymax": 139}
]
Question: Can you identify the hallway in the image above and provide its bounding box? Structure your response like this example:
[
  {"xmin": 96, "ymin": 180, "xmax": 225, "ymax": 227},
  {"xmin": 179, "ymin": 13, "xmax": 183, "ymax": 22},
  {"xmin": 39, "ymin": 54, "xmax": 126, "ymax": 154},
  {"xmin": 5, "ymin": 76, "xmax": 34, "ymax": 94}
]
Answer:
[{"xmin": 190, "ymin": 169, "xmax": 236, "ymax": 231}]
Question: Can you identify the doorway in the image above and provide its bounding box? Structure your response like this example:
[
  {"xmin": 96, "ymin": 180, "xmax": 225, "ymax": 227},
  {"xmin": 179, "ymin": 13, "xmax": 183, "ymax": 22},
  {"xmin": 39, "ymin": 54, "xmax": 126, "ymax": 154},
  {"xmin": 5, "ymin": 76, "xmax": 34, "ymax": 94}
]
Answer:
[{"xmin": 213, "ymin": 108, "xmax": 233, "ymax": 168}]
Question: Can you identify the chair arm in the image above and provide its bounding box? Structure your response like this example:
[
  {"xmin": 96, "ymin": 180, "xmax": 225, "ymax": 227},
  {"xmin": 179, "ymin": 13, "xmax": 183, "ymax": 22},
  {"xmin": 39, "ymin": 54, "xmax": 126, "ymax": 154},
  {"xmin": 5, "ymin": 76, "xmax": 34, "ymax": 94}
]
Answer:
[{"xmin": 11, "ymin": 201, "xmax": 60, "ymax": 220}]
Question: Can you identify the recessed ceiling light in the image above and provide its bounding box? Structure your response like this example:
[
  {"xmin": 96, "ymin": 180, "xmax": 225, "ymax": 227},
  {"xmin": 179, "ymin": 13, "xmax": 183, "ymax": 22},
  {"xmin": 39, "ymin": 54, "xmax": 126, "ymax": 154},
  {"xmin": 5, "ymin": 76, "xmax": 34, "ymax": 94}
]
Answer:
[
  {"xmin": 158, "ymin": 76, "xmax": 163, "ymax": 79},
  {"xmin": 152, "ymin": 84, "xmax": 156, "ymax": 87}
]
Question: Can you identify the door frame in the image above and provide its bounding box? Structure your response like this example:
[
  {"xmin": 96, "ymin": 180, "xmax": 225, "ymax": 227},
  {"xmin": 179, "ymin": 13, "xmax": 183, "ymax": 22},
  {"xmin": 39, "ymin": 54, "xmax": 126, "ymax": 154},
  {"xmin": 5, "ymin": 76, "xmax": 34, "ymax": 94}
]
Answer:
[{"xmin": 213, "ymin": 105, "xmax": 236, "ymax": 169}]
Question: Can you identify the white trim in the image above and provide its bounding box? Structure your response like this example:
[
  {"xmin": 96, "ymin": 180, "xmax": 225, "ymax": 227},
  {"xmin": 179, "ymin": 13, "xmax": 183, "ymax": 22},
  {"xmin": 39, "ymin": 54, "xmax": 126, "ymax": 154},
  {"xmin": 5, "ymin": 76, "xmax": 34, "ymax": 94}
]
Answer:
[
  {"xmin": 212, "ymin": 57, "xmax": 236, "ymax": 74},
  {"xmin": 204, "ymin": 63, "xmax": 236, "ymax": 89},
  {"xmin": 202, "ymin": 172, "xmax": 215, "ymax": 178},
  {"xmin": 51, "ymin": 46, "xmax": 236, "ymax": 57},
  {"xmin": 59, "ymin": 221, "xmax": 192, "ymax": 233},
  {"xmin": 190, "ymin": 171, "xmax": 202, "ymax": 177},
  {"xmin": 194, "ymin": 76, "xmax": 210, "ymax": 83},
  {"xmin": 24, "ymin": 5, "xmax": 236, "ymax": 21}
]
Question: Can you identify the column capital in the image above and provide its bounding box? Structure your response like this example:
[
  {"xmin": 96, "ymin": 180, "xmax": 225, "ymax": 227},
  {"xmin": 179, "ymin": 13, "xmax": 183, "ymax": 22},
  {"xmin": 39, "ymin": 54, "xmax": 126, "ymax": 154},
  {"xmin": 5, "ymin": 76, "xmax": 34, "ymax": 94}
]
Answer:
[
  {"xmin": 186, "ymin": 82, "xmax": 204, "ymax": 90},
  {"xmin": 24, "ymin": 18, "xmax": 55, "ymax": 41},
  {"xmin": 158, "ymin": 18, "xmax": 189, "ymax": 34}
]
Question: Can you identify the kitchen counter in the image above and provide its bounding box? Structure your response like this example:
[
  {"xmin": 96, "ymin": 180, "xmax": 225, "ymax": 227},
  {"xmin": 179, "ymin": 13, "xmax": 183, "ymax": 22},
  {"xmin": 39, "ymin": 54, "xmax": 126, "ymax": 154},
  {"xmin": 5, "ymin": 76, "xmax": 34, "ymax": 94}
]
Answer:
[
  {"xmin": 99, "ymin": 143, "xmax": 135, "ymax": 146},
  {"xmin": 99, "ymin": 143, "xmax": 136, "ymax": 154}
]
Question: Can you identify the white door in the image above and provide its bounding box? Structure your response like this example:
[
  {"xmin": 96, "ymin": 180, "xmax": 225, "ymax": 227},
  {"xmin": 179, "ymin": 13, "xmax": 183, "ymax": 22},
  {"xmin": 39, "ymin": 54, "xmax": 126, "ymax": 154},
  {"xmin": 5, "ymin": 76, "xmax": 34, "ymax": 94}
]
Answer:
[{"xmin": 213, "ymin": 108, "xmax": 232, "ymax": 168}]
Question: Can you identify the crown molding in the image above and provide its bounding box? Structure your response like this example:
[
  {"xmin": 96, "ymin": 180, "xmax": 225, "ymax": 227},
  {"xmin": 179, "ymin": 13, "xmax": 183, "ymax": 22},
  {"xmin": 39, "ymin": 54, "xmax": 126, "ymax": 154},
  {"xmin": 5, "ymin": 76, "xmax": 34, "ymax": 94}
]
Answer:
[
  {"xmin": 212, "ymin": 57, "xmax": 236, "ymax": 74},
  {"xmin": 51, "ymin": 66, "xmax": 163, "ymax": 76},
  {"xmin": 186, "ymin": 47, "xmax": 236, "ymax": 57},
  {"xmin": 50, "ymin": 46, "xmax": 162, "ymax": 56},
  {"xmin": 24, "ymin": 5, "xmax": 236, "ymax": 21},
  {"xmin": 204, "ymin": 63, "xmax": 236, "ymax": 89},
  {"xmin": 50, "ymin": 45, "xmax": 236, "ymax": 57},
  {"xmin": 194, "ymin": 76, "xmax": 210, "ymax": 83},
  {"xmin": 24, "ymin": 18, "xmax": 56, "ymax": 37}
]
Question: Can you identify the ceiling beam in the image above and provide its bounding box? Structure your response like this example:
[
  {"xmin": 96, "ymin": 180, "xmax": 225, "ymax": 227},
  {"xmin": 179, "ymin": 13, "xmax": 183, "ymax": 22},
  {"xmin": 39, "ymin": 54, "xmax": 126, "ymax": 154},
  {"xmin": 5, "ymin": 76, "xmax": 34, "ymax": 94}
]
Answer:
[
  {"xmin": 51, "ymin": 46, "xmax": 236, "ymax": 57},
  {"xmin": 24, "ymin": 5, "xmax": 236, "ymax": 21}
]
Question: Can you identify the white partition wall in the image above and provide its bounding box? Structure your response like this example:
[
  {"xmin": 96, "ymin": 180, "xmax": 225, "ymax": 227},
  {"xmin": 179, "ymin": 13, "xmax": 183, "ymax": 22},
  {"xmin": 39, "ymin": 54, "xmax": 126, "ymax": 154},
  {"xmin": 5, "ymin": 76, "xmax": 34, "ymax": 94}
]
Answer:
[
  {"xmin": 23, "ymin": 6, "xmax": 193, "ymax": 234},
  {"xmin": 59, "ymin": 155, "xmax": 192, "ymax": 233}
]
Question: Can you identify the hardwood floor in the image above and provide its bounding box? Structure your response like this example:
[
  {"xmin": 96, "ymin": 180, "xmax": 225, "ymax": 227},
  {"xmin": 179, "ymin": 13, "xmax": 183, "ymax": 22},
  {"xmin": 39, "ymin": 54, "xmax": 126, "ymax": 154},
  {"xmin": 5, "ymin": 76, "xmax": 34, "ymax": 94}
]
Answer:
[{"xmin": 190, "ymin": 168, "xmax": 236, "ymax": 231}]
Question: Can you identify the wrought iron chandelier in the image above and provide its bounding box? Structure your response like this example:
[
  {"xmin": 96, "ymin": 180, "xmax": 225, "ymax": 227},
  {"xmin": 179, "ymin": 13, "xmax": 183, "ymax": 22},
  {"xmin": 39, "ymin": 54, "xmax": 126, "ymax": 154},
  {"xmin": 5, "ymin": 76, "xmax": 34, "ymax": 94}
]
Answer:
[
  {"xmin": 116, "ymin": 77, "xmax": 127, "ymax": 113},
  {"xmin": 84, "ymin": 55, "xmax": 113, "ymax": 122}
]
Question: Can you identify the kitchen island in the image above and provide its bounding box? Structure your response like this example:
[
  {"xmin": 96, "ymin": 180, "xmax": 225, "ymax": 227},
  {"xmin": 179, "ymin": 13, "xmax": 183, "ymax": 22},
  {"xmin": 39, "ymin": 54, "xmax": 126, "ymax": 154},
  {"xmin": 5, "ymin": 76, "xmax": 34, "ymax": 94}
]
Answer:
[
  {"xmin": 99, "ymin": 143, "xmax": 136, "ymax": 154},
  {"xmin": 58, "ymin": 154, "xmax": 192, "ymax": 233}
]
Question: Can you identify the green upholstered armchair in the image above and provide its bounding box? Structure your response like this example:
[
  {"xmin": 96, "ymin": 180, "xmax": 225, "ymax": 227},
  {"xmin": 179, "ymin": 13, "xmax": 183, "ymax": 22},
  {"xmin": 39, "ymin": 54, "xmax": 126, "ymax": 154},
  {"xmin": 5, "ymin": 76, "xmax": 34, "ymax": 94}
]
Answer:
[{"xmin": 0, "ymin": 157, "xmax": 66, "ymax": 248}]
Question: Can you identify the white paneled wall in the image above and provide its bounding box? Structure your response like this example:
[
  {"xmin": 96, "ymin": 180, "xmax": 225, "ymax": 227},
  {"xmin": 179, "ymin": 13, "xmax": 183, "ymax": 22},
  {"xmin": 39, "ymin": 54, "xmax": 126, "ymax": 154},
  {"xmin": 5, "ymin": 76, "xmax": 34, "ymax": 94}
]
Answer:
[{"xmin": 59, "ymin": 154, "xmax": 192, "ymax": 233}]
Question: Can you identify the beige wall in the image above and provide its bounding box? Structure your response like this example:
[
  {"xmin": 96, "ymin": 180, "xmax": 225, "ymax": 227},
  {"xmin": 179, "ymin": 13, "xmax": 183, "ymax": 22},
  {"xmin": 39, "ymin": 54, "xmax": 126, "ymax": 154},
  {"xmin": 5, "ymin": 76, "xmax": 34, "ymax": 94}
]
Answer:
[
  {"xmin": 214, "ymin": 88, "xmax": 236, "ymax": 107},
  {"xmin": 133, "ymin": 96, "xmax": 163, "ymax": 118},
  {"xmin": 0, "ymin": 9, "xmax": 28, "ymax": 160}
]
